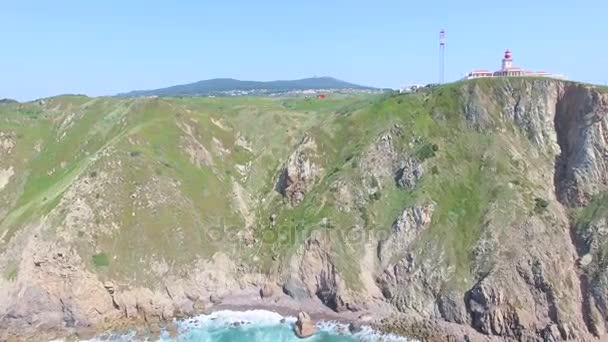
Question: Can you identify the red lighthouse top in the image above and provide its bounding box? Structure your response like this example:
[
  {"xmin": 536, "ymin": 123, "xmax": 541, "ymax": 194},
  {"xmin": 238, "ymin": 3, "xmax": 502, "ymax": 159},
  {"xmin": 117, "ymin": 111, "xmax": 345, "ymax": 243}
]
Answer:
[{"xmin": 504, "ymin": 49, "xmax": 512, "ymax": 59}]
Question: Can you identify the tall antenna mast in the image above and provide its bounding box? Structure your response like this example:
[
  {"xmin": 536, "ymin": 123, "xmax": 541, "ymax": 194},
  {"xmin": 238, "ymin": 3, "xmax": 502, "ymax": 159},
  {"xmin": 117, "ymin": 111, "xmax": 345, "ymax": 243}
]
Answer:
[{"xmin": 439, "ymin": 29, "xmax": 446, "ymax": 84}]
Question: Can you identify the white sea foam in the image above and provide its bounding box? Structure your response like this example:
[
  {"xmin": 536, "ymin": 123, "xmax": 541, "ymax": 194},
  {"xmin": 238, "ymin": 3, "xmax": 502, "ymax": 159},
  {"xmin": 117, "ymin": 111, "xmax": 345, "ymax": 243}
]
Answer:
[
  {"xmin": 177, "ymin": 309, "xmax": 297, "ymax": 329},
  {"xmin": 315, "ymin": 319, "xmax": 415, "ymax": 342}
]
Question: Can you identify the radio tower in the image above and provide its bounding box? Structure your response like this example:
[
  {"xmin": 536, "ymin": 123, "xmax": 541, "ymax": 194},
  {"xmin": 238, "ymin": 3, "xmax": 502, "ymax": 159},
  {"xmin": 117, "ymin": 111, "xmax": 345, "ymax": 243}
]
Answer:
[{"xmin": 439, "ymin": 29, "xmax": 446, "ymax": 84}]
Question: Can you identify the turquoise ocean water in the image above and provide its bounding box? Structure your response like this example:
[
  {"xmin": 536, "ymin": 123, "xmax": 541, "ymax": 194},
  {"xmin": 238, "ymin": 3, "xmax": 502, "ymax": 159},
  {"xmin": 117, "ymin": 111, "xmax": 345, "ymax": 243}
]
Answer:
[{"xmin": 87, "ymin": 310, "xmax": 414, "ymax": 342}]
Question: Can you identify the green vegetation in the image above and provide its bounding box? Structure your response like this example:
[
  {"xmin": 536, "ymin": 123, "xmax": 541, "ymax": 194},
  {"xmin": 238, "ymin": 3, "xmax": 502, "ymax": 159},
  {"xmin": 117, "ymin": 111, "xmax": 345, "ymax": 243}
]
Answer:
[
  {"xmin": 119, "ymin": 76, "xmax": 378, "ymax": 97},
  {"xmin": 414, "ymin": 141, "xmax": 438, "ymax": 161},
  {"xmin": 92, "ymin": 252, "xmax": 110, "ymax": 267},
  {"xmin": 573, "ymin": 193, "xmax": 608, "ymax": 277},
  {"xmin": 534, "ymin": 197, "xmax": 550, "ymax": 214},
  {"xmin": 4, "ymin": 263, "xmax": 18, "ymax": 281},
  {"xmin": 0, "ymin": 78, "xmax": 562, "ymax": 291}
]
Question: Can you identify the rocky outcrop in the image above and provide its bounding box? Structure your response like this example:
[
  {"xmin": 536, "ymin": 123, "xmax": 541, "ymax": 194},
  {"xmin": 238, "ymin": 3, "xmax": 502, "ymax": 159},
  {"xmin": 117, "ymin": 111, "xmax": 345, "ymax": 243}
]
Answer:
[
  {"xmin": 294, "ymin": 311, "xmax": 315, "ymax": 338},
  {"xmin": 378, "ymin": 202, "xmax": 435, "ymax": 264},
  {"xmin": 283, "ymin": 231, "xmax": 360, "ymax": 312},
  {"xmin": 260, "ymin": 283, "xmax": 275, "ymax": 299},
  {"xmin": 376, "ymin": 202, "xmax": 444, "ymax": 319},
  {"xmin": 276, "ymin": 135, "xmax": 320, "ymax": 205},
  {"xmin": 0, "ymin": 220, "xmax": 243, "ymax": 340},
  {"xmin": 359, "ymin": 126, "xmax": 405, "ymax": 195},
  {"xmin": 462, "ymin": 79, "xmax": 608, "ymax": 206},
  {"xmin": 0, "ymin": 226, "xmax": 120, "ymax": 340},
  {"xmin": 395, "ymin": 158, "xmax": 423, "ymax": 189},
  {"xmin": 554, "ymin": 84, "xmax": 608, "ymax": 206}
]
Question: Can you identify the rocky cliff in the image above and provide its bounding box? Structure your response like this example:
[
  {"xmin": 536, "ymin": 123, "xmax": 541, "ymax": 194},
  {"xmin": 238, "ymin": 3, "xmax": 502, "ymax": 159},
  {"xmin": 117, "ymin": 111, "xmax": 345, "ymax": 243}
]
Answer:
[{"xmin": 0, "ymin": 79, "xmax": 607, "ymax": 341}]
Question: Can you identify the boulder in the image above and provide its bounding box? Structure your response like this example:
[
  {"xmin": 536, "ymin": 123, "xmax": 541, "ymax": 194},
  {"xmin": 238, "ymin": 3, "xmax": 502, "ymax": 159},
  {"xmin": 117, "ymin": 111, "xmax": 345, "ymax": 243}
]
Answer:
[
  {"xmin": 283, "ymin": 277, "xmax": 310, "ymax": 300},
  {"xmin": 294, "ymin": 311, "xmax": 315, "ymax": 338},
  {"xmin": 192, "ymin": 300, "xmax": 206, "ymax": 313},
  {"xmin": 209, "ymin": 294, "xmax": 222, "ymax": 304},
  {"xmin": 349, "ymin": 314, "xmax": 372, "ymax": 334},
  {"xmin": 348, "ymin": 321, "xmax": 363, "ymax": 334},
  {"xmin": 260, "ymin": 283, "xmax": 274, "ymax": 299}
]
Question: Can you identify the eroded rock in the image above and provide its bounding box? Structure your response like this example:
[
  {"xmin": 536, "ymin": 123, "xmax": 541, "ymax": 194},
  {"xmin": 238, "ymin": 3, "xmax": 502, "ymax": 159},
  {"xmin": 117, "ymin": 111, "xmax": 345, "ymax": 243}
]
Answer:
[
  {"xmin": 395, "ymin": 158, "xmax": 423, "ymax": 189},
  {"xmin": 260, "ymin": 283, "xmax": 275, "ymax": 299},
  {"xmin": 276, "ymin": 135, "xmax": 320, "ymax": 205},
  {"xmin": 294, "ymin": 311, "xmax": 315, "ymax": 338}
]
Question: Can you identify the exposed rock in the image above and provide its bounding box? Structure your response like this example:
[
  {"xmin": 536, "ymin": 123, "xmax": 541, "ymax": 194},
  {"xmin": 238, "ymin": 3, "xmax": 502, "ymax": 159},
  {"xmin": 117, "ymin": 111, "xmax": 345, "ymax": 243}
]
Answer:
[
  {"xmin": 359, "ymin": 129, "xmax": 404, "ymax": 195},
  {"xmin": 466, "ymin": 278, "xmax": 522, "ymax": 337},
  {"xmin": 294, "ymin": 311, "xmax": 315, "ymax": 338},
  {"xmin": 349, "ymin": 315, "xmax": 373, "ymax": 334},
  {"xmin": 192, "ymin": 300, "xmax": 206, "ymax": 313},
  {"xmin": 178, "ymin": 121, "xmax": 214, "ymax": 168},
  {"xmin": 103, "ymin": 281, "xmax": 116, "ymax": 295},
  {"xmin": 235, "ymin": 133, "xmax": 253, "ymax": 152},
  {"xmin": 437, "ymin": 291, "xmax": 467, "ymax": 324},
  {"xmin": 349, "ymin": 321, "xmax": 363, "ymax": 334},
  {"xmin": 462, "ymin": 80, "xmax": 608, "ymax": 206},
  {"xmin": 260, "ymin": 283, "xmax": 275, "ymax": 299},
  {"xmin": 395, "ymin": 158, "xmax": 423, "ymax": 189},
  {"xmin": 554, "ymin": 85, "xmax": 608, "ymax": 206},
  {"xmin": 0, "ymin": 167, "xmax": 14, "ymax": 192},
  {"xmin": 276, "ymin": 135, "xmax": 320, "ymax": 205},
  {"xmin": 579, "ymin": 253, "xmax": 593, "ymax": 267},
  {"xmin": 283, "ymin": 231, "xmax": 357, "ymax": 312},
  {"xmin": 209, "ymin": 294, "xmax": 222, "ymax": 304},
  {"xmin": 0, "ymin": 132, "xmax": 16, "ymax": 154},
  {"xmin": 282, "ymin": 277, "xmax": 310, "ymax": 301},
  {"xmin": 232, "ymin": 181, "xmax": 255, "ymax": 228},
  {"xmin": 378, "ymin": 202, "xmax": 435, "ymax": 264},
  {"xmin": 270, "ymin": 213, "xmax": 277, "ymax": 227}
]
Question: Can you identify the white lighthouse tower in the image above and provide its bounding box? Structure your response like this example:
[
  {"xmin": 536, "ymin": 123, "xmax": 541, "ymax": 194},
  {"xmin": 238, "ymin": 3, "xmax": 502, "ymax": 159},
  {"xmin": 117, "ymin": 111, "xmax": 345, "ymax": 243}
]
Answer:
[{"xmin": 501, "ymin": 49, "xmax": 513, "ymax": 71}]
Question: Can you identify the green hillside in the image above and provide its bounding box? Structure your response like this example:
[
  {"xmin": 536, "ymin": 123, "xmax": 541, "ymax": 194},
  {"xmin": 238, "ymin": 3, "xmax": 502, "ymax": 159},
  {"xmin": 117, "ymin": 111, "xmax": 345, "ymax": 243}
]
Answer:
[
  {"xmin": 2, "ymin": 78, "xmax": 608, "ymax": 341},
  {"xmin": 119, "ymin": 77, "xmax": 378, "ymax": 97}
]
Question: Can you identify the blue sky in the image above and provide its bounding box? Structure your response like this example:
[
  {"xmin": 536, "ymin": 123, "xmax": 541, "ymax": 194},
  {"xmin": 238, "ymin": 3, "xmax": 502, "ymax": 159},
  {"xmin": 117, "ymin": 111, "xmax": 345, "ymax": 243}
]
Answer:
[{"xmin": 1, "ymin": 0, "xmax": 606, "ymax": 100}]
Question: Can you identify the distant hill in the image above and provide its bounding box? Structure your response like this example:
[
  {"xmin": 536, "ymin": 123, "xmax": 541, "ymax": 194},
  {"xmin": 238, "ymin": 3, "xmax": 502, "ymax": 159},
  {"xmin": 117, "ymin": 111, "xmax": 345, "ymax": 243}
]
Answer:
[{"xmin": 118, "ymin": 77, "xmax": 378, "ymax": 97}]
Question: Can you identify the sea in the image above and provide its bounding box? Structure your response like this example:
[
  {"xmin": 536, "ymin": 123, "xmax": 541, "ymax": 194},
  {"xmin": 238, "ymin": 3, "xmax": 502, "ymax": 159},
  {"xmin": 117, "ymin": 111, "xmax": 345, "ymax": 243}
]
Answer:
[{"xmin": 84, "ymin": 310, "xmax": 415, "ymax": 342}]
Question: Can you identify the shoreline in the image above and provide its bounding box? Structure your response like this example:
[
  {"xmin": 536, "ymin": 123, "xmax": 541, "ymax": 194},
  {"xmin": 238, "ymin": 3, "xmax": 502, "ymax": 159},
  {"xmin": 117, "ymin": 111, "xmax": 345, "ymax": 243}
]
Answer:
[
  {"xmin": 210, "ymin": 303, "xmax": 355, "ymax": 324},
  {"xmin": 207, "ymin": 288, "xmax": 363, "ymax": 324},
  {"xmin": 25, "ymin": 289, "xmax": 381, "ymax": 341}
]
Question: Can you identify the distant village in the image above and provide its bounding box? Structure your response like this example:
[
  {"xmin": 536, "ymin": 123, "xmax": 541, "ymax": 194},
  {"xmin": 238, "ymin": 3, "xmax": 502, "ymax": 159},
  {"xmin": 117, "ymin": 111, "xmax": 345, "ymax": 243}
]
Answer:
[
  {"xmin": 217, "ymin": 88, "xmax": 382, "ymax": 97},
  {"xmin": 142, "ymin": 88, "xmax": 385, "ymax": 99}
]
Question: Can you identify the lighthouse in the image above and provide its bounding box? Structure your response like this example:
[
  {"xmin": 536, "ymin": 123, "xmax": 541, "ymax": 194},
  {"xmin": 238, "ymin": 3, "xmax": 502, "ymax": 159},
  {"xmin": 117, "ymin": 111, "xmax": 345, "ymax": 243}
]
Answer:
[
  {"xmin": 501, "ymin": 49, "xmax": 513, "ymax": 70},
  {"xmin": 465, "ymin": 49, "xmax": 566, "ymax": 80}
]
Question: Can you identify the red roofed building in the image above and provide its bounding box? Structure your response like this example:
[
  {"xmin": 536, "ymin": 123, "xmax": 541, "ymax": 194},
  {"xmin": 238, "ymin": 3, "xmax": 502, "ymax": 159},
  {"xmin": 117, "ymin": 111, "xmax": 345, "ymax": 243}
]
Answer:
[{"xmin": 466, "ymin": 50, "xmax": 565, "ymax": 80}]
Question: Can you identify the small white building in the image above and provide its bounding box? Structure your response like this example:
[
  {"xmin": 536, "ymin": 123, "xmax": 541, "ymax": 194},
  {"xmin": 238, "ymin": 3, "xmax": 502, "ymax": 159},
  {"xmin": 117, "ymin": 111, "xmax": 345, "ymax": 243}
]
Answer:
[
  {"xmin": 400, "ymin": 84, "xmax": 426, "ymax": 93},
  {"xmin": 466, "ymin": 50, "xmax": 566, "ymax": 80}
]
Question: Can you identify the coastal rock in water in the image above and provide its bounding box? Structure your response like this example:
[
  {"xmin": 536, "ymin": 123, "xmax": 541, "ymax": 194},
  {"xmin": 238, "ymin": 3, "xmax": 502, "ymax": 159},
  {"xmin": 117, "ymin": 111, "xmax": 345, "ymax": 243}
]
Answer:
[
  {"xmin": 294, "ymin": 311, "xmax": 315, "ymax": 338},
  {"xmin": 349, "ymin": 321, "xmax": 363, "ymax": 334},
  {"xmin": 349, "ymin": 314, "xmax": 373, "ymax": 334}
]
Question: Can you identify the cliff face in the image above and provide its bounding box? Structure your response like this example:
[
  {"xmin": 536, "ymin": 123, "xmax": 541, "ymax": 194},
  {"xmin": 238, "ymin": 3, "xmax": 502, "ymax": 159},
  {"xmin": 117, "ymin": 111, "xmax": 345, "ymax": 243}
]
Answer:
[
  {"xmin": 0, "ymin": 80, "xmax": 607, "ymax": 341},
  {"xmin": 452, "ymin": 79, "xmax": 608, "ymax": 340}
]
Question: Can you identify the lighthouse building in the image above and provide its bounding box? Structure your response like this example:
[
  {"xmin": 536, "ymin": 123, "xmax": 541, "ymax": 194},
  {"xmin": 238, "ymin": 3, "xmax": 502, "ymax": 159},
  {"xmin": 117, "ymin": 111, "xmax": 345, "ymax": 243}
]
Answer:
[{"xmin": 466, "ymin": 50, "xmax": 565, "ymax": 80}]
